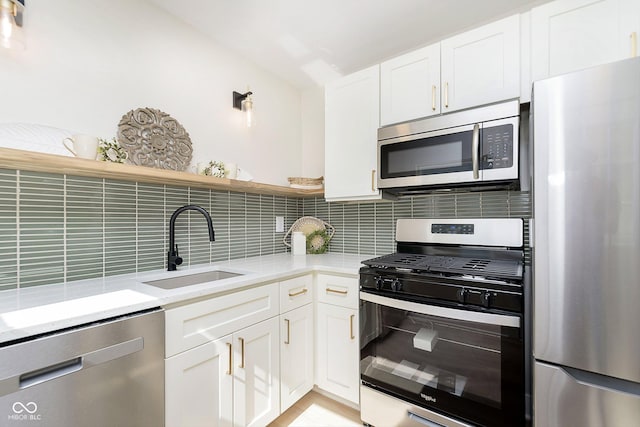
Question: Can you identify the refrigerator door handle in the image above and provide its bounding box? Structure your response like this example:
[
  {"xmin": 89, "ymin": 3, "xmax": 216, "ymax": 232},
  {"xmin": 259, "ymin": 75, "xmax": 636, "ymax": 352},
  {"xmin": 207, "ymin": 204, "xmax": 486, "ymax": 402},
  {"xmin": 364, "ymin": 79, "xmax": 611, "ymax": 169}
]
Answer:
[{"xmin": 563, "ymin": 366, "xmax": 640, "ymax": 397}]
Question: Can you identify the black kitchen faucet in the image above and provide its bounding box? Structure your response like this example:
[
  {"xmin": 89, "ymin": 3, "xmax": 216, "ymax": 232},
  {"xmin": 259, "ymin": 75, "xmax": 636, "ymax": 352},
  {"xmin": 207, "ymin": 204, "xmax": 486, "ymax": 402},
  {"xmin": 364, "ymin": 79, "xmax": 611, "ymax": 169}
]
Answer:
[{"xmin": 167, "ymin": 205, "xmax": 215, "ymax": 271}]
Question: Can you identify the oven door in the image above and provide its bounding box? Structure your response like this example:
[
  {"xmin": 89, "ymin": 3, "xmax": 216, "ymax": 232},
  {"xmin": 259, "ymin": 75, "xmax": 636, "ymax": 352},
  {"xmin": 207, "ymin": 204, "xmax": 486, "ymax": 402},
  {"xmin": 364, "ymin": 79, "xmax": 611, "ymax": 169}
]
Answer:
[{"xmin": 360, "ymin": 291, "xmax": 524, "ymax": 427}]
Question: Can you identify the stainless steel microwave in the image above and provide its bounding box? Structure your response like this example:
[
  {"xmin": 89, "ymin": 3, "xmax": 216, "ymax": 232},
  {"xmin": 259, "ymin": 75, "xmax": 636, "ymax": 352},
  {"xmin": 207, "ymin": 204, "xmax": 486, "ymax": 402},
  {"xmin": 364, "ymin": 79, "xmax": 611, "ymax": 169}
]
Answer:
[{"xmin": 378, "ymin": 100, "xmax": 521, "ymax": 195}]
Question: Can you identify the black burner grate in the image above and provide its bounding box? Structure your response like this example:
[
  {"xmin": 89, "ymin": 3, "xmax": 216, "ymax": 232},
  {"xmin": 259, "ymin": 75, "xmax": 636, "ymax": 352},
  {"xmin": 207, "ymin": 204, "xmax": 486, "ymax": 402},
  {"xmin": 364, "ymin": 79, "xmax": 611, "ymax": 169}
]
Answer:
[{"xmin": 363, "ymin": 252, "xmax": 523, "ymax": 281}]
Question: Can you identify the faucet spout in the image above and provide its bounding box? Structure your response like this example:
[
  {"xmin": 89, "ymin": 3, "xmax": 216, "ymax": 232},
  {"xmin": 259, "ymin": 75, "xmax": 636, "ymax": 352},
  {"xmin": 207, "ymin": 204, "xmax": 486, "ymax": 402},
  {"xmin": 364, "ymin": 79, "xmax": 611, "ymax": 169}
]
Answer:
[{"xmin": 168, "ymin": 205, "xmax": 215, "ymax": 271}]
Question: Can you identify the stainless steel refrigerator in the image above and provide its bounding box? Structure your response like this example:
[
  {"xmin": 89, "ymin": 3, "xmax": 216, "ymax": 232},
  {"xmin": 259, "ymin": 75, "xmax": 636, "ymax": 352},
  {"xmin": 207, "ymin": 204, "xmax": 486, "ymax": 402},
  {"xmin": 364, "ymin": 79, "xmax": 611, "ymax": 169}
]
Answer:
[{"xmin": 533, "ymin": 57, "xmax": 640, "ymax": 426}]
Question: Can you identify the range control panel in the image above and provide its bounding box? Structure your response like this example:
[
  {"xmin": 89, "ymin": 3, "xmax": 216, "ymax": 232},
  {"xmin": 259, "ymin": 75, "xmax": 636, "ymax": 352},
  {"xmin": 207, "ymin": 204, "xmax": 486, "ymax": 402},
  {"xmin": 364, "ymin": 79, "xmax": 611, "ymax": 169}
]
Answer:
[
  {"xmin": 431, "ymin": 223, "xmax": 475, "ymax": 235},
  {"xmin": 482, "ymin": 124, "xmax": 513, "ymax": 170}
]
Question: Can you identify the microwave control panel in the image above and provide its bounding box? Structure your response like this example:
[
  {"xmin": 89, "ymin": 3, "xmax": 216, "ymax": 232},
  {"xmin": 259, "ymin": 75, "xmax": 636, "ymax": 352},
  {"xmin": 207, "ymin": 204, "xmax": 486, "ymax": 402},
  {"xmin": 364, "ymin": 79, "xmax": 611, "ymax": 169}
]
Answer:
[{"xmin": 482, "ymin": 124, "xmax": 513, "ymax": 169}]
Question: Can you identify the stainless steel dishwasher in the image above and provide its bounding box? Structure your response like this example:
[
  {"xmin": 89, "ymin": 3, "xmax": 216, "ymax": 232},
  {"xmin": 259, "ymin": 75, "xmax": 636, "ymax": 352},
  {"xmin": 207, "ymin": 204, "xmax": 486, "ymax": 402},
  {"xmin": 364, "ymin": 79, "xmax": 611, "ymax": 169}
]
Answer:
[{"xmin": 0, "ymin": 308, "xmax": 164, "ymax": 427}]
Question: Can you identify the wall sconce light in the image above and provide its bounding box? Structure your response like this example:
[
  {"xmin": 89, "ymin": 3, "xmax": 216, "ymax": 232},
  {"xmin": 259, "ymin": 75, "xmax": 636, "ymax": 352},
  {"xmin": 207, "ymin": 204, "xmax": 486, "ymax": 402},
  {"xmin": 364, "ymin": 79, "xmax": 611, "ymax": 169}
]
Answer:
[
  {"xmin": 0, "ymin": 0, "xmax": 24, "ymax": 50},
  {"xmin": 233, "ymin": 89, "xmax": 255, "ymax": 128}
]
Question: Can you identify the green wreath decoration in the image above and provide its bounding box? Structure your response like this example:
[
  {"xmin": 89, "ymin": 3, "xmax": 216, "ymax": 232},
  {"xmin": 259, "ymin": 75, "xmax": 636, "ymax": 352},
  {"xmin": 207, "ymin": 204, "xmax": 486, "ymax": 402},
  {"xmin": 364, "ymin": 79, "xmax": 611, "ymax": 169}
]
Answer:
[
  {"xmin": 98, "ymin": 137, "xmax": 128, "ymax": 163},
  {"xmin": 306, "ymin": 229, "xmax": 330, "ymax": 254}
]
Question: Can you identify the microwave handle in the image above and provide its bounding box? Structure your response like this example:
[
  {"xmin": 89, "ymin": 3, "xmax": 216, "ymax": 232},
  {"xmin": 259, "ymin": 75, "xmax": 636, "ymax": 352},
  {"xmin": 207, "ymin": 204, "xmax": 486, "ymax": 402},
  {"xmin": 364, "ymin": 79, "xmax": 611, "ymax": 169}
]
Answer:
[{"xmin": 472, "ymin": 123, "xmax": 480, "ymax": 180}]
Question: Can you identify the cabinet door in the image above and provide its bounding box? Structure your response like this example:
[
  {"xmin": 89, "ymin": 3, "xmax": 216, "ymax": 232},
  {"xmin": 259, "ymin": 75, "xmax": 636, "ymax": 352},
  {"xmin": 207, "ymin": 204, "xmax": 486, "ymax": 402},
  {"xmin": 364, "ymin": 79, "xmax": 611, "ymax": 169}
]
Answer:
[
  {"xmin": 531, "ymin": 0, "xmax": 638, "ymax": 81},
  {"xmin": 441, "ymin": 15, "xmax": 520, "ymax": 112},
  {"xmin": 324, "ymin": 65, "xmax": 381, "ymax": 201},
  {"xmin": 315, "ymin": 303, "xmax": 359, "ymax": 404},
  {"xmin": 280, "ymin": 304, "xmax": 314, "ymax": 412},
  {"xmin": 233, "ymin": 317, "xmax": 280, "ymax": 427},
  {"xmin": 165, "ymin": 336, "xmax": 233, "ymax": 427},
  {"xmin": 380, "ymin": 43, "xmax": 441, "ymax": 125}
]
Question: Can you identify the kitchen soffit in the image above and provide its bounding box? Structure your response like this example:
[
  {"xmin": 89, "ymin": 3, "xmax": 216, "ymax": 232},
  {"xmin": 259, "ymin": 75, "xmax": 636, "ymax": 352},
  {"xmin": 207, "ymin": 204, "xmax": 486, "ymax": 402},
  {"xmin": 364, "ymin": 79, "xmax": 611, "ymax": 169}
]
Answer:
[{"xmin": 146, "ymin": 0, "xmax": 552, "ymax": 89}]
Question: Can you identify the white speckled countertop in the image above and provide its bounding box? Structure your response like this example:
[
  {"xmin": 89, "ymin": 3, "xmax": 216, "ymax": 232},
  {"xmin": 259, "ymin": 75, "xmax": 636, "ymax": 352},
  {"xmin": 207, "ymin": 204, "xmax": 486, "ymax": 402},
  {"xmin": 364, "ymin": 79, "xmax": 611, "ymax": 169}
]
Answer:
[{"xmin": 0, "ymin": 253, "xmax": 372, "ymax": 343}]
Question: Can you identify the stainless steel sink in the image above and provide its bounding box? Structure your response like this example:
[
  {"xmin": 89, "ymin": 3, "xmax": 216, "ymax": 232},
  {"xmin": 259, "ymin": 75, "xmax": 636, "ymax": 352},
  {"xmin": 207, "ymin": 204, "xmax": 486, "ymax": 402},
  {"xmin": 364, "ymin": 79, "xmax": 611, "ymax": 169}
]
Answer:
[{"xmin": 143, "ymin": 270, "xmax": 243, "ymax": 289}]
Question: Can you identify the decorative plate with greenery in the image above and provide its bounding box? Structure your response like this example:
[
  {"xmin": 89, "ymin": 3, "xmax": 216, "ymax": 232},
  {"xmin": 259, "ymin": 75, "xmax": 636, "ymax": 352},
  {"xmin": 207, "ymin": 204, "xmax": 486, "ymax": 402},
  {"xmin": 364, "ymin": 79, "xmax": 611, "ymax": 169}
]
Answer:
[{"xmin": 306, "ymin": 229, "xmax": 330, "ymax": 254}]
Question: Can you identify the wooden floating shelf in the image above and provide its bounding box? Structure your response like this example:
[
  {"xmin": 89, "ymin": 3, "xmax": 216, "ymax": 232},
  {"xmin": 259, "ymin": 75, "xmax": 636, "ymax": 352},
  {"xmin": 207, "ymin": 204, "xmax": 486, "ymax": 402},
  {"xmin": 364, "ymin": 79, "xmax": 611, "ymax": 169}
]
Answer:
[{"xmin": 0, "ymin": 147, "xmax": 324, "ymax": 198}]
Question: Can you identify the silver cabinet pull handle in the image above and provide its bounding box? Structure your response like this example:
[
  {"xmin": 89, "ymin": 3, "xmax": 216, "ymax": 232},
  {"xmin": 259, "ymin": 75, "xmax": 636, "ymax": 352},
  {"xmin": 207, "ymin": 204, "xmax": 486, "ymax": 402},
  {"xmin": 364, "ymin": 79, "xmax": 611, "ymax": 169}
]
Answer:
[
  {"xmin": 284, "ymin": 319, "xmax": 290, "ymax": 344},
  {"xmin": 472, "ymin": 123, "xmax": 480, "ymax": 180}
]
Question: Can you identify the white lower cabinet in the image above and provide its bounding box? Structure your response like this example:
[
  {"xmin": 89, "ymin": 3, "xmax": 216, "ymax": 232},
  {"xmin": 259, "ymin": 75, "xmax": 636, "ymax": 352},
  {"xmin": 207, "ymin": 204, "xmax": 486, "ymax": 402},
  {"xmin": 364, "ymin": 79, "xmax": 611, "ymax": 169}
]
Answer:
[
  {"xmin": 315, "ymin": 302, "xmax": 360, "ymax": 404},
  {"xmin": 165, "ymin": 272, "xmax": 359, "ymax": 426},
  {"xmin": 166, "ymin": 335, "xmax": 234, "ymax": 427},
  {"xmin": 233, "ymin": 317, "xmax": 280, "ymax": 427},
  {"xmin": 280, "ymin": 304, "xmax": 314, "ymax": 412},
  {"xmin": 166, "ymin": 317, "xmax": 280, "ymax": 427}
]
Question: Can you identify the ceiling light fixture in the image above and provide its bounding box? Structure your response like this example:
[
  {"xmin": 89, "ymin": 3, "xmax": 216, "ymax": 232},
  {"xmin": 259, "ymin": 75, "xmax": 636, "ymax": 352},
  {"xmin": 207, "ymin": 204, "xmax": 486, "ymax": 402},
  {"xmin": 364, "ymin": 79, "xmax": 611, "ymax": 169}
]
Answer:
[
  {"xmin": 0, "ymin": 0, "xmax": 24, "ymax": 50},
  {"xmin": 233, "ymin": 89, "xmax": 255, "ymax": 128}
]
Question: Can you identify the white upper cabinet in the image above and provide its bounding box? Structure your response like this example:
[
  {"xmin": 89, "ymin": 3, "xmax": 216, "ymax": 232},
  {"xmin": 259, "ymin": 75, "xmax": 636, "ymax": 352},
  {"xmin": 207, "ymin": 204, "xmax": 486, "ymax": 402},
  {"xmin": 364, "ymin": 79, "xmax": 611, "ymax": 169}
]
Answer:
[
  {"xmin": 441, "ymin": 15, "xmax": 520, "ymax": 113},
  {"xmin": 379, "ymin": 15, "xmax": 520, "ymax": 126},
  {"xmin": 380, "ymin": 43, "xmax": 441, "ymax": 125},
  {"xmin": 324, "ymin": 65, "xmax": 381, "ymax": 201},
  {"xmin": 531, "ymin": 0, "xmax": 640, "ymax": 81}
]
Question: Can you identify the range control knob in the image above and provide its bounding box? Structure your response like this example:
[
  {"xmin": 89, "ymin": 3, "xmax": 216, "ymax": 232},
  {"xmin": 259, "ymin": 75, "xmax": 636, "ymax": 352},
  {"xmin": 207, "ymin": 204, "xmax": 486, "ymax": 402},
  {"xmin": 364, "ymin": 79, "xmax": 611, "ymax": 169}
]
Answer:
[
  {"xmin": 456, "ymin": 288, "xmax": 468, "ymax": 303},
  {"xmin": 391, "ymin": 278, "xmax": 402, "ymax": 292},
  {"xmin": 482, "ymin": 292, "xmax": 492, "ymax": 308},
  {"xmin": 374, "ymin": 276, "xmax": 384, "ymax": 290}
]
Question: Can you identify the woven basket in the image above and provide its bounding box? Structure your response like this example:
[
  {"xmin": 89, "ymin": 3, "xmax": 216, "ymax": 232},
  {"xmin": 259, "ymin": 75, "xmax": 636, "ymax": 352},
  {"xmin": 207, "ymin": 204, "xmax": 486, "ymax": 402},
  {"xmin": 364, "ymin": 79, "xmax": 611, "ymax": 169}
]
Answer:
[{"xmin": 287, "ymin": 176, "xmax": 324, "ymax": 186}]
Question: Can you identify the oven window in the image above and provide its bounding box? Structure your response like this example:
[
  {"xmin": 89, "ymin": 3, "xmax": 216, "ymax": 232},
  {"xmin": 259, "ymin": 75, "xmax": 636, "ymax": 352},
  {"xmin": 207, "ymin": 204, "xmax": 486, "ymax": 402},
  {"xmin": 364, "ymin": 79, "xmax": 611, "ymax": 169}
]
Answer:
[
  {"xmin": 360, "ymin": 299, "xmax": 522, "ymax": 412},
  {"xmin": 380, "ymin": 130, "xmax": 473, "ymax": 178}
]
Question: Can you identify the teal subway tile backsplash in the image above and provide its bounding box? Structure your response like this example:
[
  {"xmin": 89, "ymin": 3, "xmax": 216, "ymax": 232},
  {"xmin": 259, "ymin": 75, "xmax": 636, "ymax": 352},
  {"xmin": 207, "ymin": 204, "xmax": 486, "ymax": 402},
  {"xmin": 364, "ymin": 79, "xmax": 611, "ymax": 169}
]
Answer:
[
  {"xmin": 260, "ymin": 195, "xmax": 275, "ymax": 256},
  {"xmin": 229, "ymin": 192, "xmax": 247, "ymax": 260},
  {"xmin": 210, "ymin": 190, "xmax": 230, "ymax": 262},
  {"xmin": 245, "ymin": 194, "xmax": 261, "ymax": 258},
  {"xmin": 104, "ymin": 180, "xmax": 137, "ymax": 276},
  {"xmin": 137, "ymin": 183, "xmax": 165, "ymax": 272},
  {"xmin": 0, "ymin": 169, "xmax": 17, "ymax": 291},
  {"xmin": 19, "ymin": 172, "xmax": 65, "ymax": 288},
  {"xmin": 0, "ymin": 166, "xmax": 531, "ymax": 290},
  {"xmin": 66, "ymin": 176, "xmax": 104, "ymax": 281}
]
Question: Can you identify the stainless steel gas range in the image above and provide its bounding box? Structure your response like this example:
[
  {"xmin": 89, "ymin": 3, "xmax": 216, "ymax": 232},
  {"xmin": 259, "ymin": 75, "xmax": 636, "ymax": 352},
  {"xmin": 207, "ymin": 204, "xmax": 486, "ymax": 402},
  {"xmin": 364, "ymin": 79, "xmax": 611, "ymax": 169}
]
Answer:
[{"xmin": 359, "ymin": 218, "xmax": 530, "ymax": 427}]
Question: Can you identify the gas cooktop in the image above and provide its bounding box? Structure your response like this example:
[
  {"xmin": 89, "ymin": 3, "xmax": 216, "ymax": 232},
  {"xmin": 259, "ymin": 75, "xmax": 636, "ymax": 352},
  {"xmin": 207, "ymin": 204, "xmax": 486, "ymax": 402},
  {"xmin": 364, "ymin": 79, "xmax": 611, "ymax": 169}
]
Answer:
[{"xmin": 362, "ymin": 252, "xmax": 524, "ymax": 282}]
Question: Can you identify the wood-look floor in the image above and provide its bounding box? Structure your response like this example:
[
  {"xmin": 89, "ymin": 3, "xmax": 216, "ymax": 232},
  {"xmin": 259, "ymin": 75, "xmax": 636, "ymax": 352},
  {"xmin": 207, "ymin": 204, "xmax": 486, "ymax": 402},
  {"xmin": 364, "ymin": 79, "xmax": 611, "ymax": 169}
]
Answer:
[{"xmin": 268, "ymin": 391, "xmax": 362, "ymax": 427}]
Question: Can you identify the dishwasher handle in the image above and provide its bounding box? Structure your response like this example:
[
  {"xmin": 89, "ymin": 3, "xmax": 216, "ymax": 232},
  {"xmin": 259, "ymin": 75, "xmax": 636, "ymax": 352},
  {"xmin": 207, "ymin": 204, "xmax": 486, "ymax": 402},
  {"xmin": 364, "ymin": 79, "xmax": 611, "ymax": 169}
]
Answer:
[{"xmin": 0, "ymin": 337, "xmax": 144, "ymax": 396}]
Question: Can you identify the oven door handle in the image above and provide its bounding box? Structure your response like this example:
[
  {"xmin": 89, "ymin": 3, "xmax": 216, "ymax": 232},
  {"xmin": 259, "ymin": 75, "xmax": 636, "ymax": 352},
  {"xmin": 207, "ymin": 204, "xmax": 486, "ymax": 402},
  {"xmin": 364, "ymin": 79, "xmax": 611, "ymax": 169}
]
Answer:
[
  {"xmin": 360, "ymin": 291, "xmax": 520, "ymax": 328},
  {"xmin": 408, "ymin": 411, "xmax": 445, "ymax": 427}
]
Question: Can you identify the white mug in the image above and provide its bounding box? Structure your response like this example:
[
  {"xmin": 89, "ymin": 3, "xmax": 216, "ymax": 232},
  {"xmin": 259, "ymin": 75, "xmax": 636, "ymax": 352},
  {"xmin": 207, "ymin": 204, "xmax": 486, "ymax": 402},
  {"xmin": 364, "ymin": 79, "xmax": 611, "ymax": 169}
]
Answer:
[
  {"xmin": 225, "ymin": 162, "xmax": 238, "ymax": 179},
  {"xmin": 63, "ymin": 134, "xmax": 99, "ymax": 160}
]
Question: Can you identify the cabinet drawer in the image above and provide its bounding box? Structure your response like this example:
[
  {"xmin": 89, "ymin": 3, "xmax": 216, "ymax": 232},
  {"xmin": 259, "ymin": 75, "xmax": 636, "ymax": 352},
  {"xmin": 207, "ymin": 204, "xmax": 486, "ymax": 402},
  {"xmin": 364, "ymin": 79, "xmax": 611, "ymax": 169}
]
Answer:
[
  {"xmin": 316, "ymin": 274, "xmax": 359, "ymax": 309},
  {"xmin": 280, "ymin": 275, "xmax": 313, "ymax": 313},
  {"xmin": 165, "ymin": 283, "xmax": 279, "ymax": 357}
]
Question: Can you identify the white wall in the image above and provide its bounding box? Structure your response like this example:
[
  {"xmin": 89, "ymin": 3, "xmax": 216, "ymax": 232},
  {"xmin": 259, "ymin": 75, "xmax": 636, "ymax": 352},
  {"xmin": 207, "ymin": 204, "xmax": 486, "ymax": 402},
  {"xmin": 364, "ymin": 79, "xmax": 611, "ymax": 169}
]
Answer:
[{"xmin": 0, "ymin": 0, "xmax": 306, "ymax": 186}]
